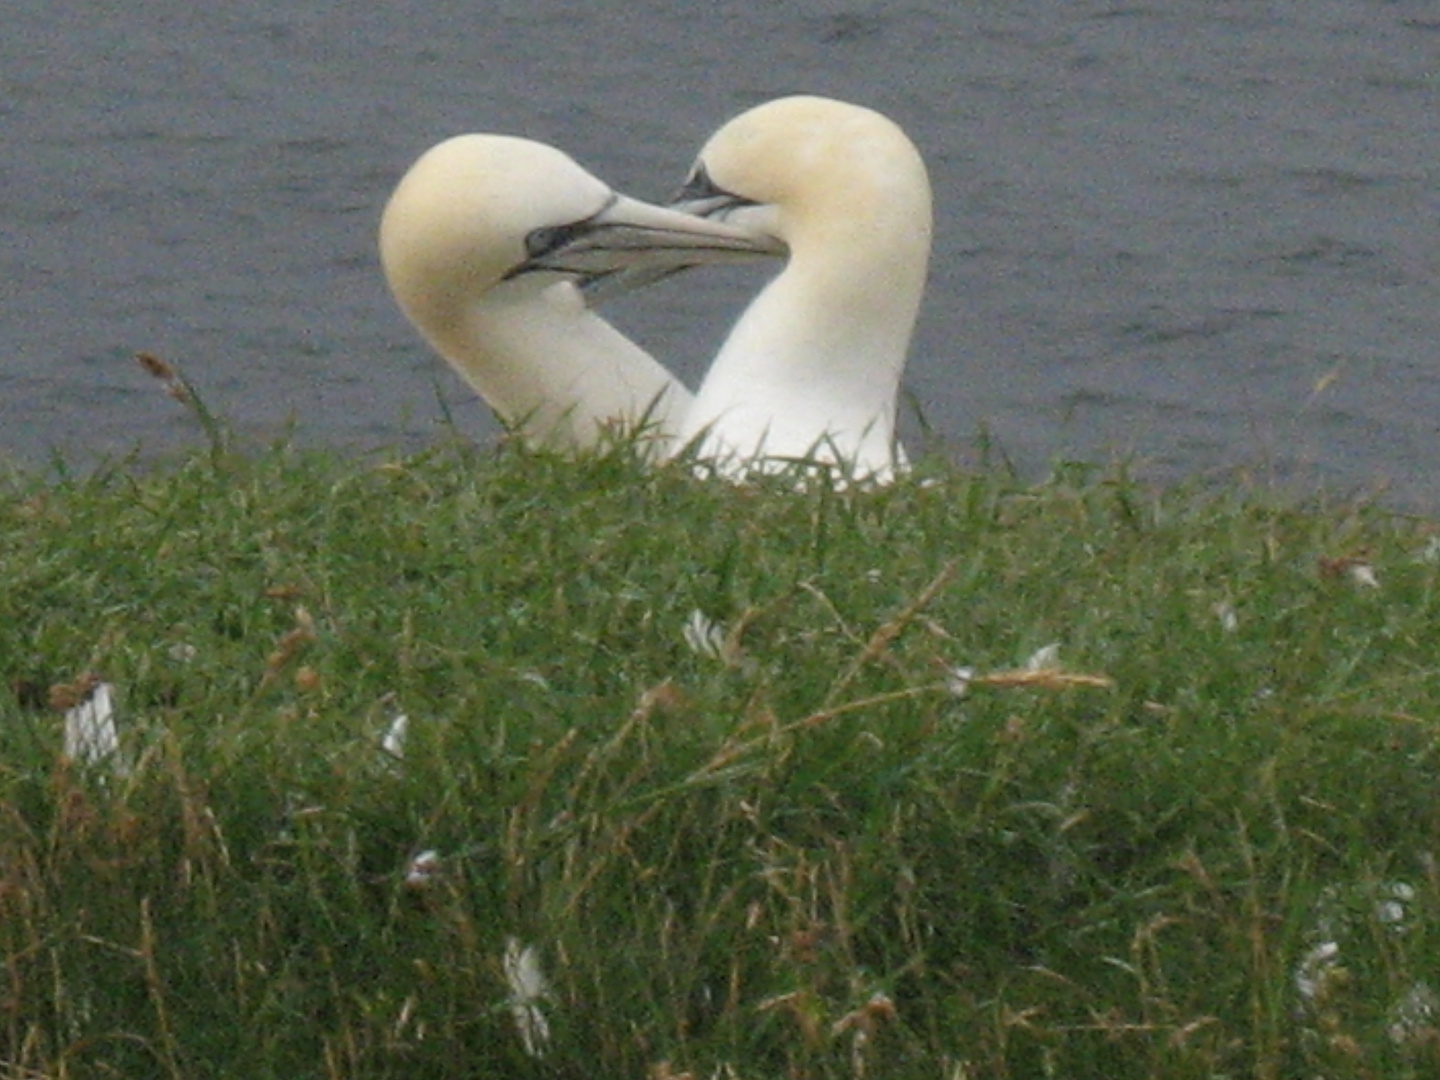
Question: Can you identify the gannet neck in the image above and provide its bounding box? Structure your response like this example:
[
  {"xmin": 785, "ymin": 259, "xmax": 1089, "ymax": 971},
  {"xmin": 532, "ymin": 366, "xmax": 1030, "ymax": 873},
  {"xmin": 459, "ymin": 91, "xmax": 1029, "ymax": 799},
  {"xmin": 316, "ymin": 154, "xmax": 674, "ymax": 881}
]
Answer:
[
  {"xmin": 379, "ymin": 134, "xmax": 777, "ymax": 454},
  {"xmin": 432, "ymin": 275, "xmax": 692, "ymax": 448},
  {"xmin": 672, "ymin": 96, "xmax": 933, "ymax": 481}
]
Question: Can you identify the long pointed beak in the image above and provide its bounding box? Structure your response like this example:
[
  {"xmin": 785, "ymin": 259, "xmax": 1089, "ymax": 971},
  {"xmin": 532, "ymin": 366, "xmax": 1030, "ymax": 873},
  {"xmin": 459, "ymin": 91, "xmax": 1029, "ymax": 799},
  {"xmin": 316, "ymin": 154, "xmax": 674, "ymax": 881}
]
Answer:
[
  {"xmin": 511, "ymin": 193, "xmax": 783, "ymax": 279},
  {"xmin": 596, "ymin": 193, "xmax": 784, "ymax": 261}
]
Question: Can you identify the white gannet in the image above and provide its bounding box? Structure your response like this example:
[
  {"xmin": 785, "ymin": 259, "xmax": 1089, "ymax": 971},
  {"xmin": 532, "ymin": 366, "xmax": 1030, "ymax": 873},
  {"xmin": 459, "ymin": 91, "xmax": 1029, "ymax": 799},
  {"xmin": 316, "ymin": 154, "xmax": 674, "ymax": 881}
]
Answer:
[
  {"xmin": 379, "ymin": 134, "xmax": 781, "ymax": 454},
  {"xmin": 668, "ymin": 96, "xmax": 933, "ymax": 481}
]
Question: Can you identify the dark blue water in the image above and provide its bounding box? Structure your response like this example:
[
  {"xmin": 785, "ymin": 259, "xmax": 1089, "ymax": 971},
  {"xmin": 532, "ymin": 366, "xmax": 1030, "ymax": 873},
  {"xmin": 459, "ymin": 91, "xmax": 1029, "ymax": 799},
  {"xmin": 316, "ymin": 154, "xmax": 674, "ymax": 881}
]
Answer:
[{"xmin": 5, "ymin": 1, "xmax": 1438, "ymax": 507}]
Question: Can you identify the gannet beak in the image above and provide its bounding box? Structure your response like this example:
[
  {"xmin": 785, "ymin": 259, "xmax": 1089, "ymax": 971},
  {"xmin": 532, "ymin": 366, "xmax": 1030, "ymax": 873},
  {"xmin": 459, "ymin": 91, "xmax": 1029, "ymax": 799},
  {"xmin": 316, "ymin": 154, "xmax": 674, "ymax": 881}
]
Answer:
[
  {"xmin": 508, "ymin": 192, "xmax": 783, "ymax": 287},
  {"xmin": 605, "ymin": 166, "xmax": 782, "ymax": 304}
]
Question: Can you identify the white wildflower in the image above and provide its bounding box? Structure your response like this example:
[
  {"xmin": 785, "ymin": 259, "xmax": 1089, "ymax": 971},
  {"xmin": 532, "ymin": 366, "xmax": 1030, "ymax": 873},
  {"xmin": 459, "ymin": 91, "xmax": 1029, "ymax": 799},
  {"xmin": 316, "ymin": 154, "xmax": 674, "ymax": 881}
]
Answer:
[
  {"xmin": 946, "ymin": 666, "xmax": 974, "ymax": 698},
  {"xmin": 683, "ymin": 609, "xmax": 726, "ymax": 660},
  {"xmin": 1294, "ymin": 940, "xmax": 1341, "ymax": 1003},
  {"xmin": 63, "ymin": 682, "xmax": 127, "ymax": 776},
  {"xmin": 1376, "ymin": 898, "xmax": 1406, "ymax": 926},
  {"xmin": 166, "ymin": 642, "xmax": 198, "ymax": 663},
  {"xmin": 1348, "ymin": 561, "xmax": 1380, "ymax": 588},
  {"xmin": 1376, "ymin": 880, "xmax": 1416, "ymax": 934},
  {"xmin": 1025, "ymin": 643, "xmax": 1061, "ymax": 670},
  {"xmin": 381, "ymin": 713, "xmax": 409, "ymax": 761},
  {"xmin": 1213, "ymin": 601, "xmax": 1238, "ymax": 632},
  {"xmin": 403, "ymin": 849, "xmax": 442, "ymax": 888},
  {"xmin": 504, "ymin": 937, "xmax": 553, "ymax": 1058}
]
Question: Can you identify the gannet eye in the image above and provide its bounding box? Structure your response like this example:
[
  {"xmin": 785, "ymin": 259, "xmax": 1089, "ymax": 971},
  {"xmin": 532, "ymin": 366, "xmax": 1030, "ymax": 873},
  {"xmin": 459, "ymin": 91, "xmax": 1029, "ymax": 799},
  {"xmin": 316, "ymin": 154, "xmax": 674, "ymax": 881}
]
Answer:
[
  {"xmin": 671, "ymin": 164, "xmax": 757, "ymax": 220},
  {"xmin": 674, "ymin": 163, "xmax": 725, "ymax": 204},
  {"xmin": 523, "ymin": 221, "xmax": 585, "ymax": 260}
]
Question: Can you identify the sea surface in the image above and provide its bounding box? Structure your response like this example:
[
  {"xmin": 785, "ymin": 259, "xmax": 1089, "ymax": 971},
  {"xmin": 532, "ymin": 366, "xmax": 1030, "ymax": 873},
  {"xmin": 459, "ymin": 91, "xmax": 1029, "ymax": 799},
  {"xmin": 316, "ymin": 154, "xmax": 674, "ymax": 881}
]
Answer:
[{"xmin": 5, "ymin": 1, "xmax": 1438, "ymax": 508}]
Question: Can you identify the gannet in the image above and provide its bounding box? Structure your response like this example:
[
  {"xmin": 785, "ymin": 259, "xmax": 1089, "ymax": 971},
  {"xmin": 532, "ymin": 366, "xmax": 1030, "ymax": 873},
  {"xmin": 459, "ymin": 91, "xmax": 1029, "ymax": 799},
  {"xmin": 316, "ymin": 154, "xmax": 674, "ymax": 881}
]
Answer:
[
  {"xmin": 668, "ymin": 96, "xmax": 933, "ymax": 481},
  {"xmin": 379, "ymin": 134, "xmax": 780, "ymax": 453}
]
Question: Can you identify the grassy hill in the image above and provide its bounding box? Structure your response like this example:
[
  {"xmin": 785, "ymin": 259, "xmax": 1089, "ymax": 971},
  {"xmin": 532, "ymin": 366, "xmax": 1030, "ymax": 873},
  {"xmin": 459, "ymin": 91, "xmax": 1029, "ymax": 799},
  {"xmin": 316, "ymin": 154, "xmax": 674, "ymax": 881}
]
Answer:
[{"xmin": 2, "ymin": 425, "xmax": 1436, "ymax": 1079}]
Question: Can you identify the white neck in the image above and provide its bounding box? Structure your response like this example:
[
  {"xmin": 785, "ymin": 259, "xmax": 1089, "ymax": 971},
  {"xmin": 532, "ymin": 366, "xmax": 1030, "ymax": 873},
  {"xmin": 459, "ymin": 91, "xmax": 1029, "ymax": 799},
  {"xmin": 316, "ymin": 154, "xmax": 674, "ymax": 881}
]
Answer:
[
  {"xmin": 418, "ymin": 280, "xmax": 692, "ymax": 453},
  {"xmin": 680, "ymin": 221, "xmax": 927, "ymax": 477}
]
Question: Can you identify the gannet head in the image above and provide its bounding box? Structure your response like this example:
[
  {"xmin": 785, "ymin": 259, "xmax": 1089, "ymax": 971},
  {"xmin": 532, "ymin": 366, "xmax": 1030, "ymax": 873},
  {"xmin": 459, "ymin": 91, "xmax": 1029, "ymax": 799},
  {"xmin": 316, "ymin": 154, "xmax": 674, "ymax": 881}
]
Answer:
[
  {"xmin": 379, "ymin": 134, "xmax": 780, "ymax": 330},
  {"xmin": 671, "ymin": 95, "xmax": 932, "ymax": 279}
]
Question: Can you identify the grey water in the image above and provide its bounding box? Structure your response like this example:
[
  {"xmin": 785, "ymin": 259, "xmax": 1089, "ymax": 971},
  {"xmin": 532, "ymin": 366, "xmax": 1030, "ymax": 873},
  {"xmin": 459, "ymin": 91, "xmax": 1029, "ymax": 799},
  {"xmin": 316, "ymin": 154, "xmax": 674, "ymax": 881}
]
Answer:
[{"xmin": 4, "ymin": 1, "xmax": 1438, "ymax": 508}]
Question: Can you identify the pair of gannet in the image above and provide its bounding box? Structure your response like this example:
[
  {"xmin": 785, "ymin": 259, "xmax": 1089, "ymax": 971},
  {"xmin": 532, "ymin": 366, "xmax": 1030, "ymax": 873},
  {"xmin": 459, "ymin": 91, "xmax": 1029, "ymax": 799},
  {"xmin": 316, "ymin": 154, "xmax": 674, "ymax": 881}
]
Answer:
[{"xmin": 379, "ymin": 96, "xmax": 932, "ymax": 480}]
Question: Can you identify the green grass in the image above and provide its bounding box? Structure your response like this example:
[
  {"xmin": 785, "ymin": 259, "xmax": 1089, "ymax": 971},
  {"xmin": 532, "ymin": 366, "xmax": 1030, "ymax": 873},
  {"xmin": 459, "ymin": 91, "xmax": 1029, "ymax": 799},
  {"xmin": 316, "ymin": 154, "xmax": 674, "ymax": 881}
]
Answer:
[{"xmin": 1, "ymin": 427, "xmax": 1437, "ymax": 1079}]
